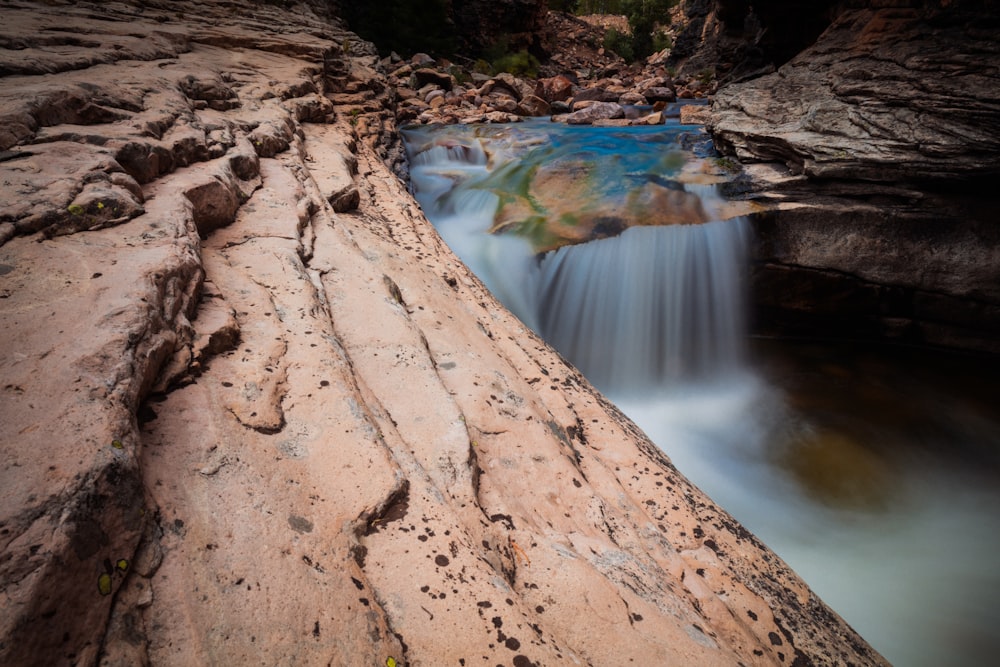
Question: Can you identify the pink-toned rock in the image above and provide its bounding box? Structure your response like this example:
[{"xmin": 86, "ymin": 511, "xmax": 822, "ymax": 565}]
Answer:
[
  {"xmin": 562, "ymin": 100, "xmax": 626, "ymax": 125},
  {"xmin": 0, "ymin": 2, "xmax": 889, "ymax": 667},
  {"xmin": 680, "ymin": 104, "xmax": 714, "ymax": 125},
  {"xmin": 516, "ymin": 93, "xmax": 551, "ymax": 117},
  {"xmin": 535, "ymin": 74, "xmax": 575, "ymax": 103},
  {"xmin": 618, "ymin": 90, "xmax": 649, "ymax": 106}
]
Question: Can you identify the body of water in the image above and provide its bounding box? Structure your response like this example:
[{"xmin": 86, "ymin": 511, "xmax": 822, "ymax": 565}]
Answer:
[{"xmin": 402, "ymin": 118, "xmax": 1000, "ymax": 666}]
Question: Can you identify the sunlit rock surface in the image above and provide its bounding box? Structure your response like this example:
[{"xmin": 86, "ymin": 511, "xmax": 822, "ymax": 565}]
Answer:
[{"xmin": 0, "ymin": 2, "xmax": 888, "ymax": 665}]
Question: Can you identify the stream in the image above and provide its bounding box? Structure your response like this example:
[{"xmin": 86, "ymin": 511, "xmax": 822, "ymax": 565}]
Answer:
[{"xmin": 401, "ymin": 117, "xmax": 1000, "ymax": 667}]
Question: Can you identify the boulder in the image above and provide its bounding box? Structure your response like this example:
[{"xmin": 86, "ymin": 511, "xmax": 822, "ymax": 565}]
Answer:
[
  {"xmin": 572, "ymin": 86, "xmax": 618, "ymax": 104},
  {"xmin": 680, "ymin": 105, "xmax": 712, "ymax": 125},
  {"xmin": 706, "ymin": 3, "xmax": 1000, "ymax": 352},
  {"xmin": 516, "ymin": 93, "xmax": 551, "ymax": 117},
  {"xmin": 535, "ymin": 74, "xmax": 575, "ymax": 103},
  {"xmin": 562, "ymin": 101, "xmax": 626, "ymax": 125},
  {"xmin": 618, "ymin": 91, "xmax": 649, "ymax": 106},
  {"xmin": 412, "ymin": 67, "xmax": 454, "ymax": 91},
  {"xmin": 642, "ymin": 86, "xmax": 677, "ymax": 103}
]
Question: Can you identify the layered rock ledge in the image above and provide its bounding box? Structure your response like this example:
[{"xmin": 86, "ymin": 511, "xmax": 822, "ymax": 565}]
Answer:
[
  {"xmin": 709, "ymin": 2, "xmax": 1000, "ymax": 353},
  {"xmin": 0, "ymin": 2, "xmax": 886, "ymax": 666}
]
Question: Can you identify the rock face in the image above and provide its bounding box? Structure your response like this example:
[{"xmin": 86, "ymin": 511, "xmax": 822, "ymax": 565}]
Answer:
[
  {"xmin": 708, "ymin": 1, "xmax": 1000, "ymax": 353},
  {"xmin": 0, "ymin": 2, "xmax": 888, "ymax": 666},
  {"xmin": 711, "ymin": 3, "xmax": 1000, "ymax": 182},
  {"xmin": 667, "ymin": 0, "xmax": 841, "ymax": 82}
]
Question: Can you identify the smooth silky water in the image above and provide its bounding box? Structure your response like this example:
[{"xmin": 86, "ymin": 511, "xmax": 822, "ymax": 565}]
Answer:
[{"xmin": 401, "ymin": 118, "xmax": 1000, "ymax": 666}]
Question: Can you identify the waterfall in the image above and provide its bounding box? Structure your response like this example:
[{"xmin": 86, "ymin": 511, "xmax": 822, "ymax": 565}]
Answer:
[
  {"xmin": 403, "ymin": 121, "xmax": 1000, "ymax": 667},
  {"xmin": 534, "ymin": 218, "xmax": 750, "ymax": 394},
  {"xmin": 403, "ymin": 121, "xmax": 751, "ymax": 395}
]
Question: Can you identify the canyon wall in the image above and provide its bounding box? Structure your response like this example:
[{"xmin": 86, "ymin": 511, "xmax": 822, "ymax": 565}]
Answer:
[
  {"xmin": 705, "ymin": 0, "xmax": 1000, "ymax": 352},
  {"xmin": 0, "ymin": 1, "xmax": 886, "ymax": 666}
]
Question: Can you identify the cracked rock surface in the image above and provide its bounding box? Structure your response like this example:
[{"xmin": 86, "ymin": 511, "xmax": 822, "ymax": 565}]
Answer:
[{"xmin": 0, "ymin": 2, "xmax": 888, "ymax": 666}]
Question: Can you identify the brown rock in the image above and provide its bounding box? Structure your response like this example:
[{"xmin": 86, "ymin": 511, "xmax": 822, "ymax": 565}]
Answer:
[
  {"xmin": 516, "ymin": 94, "xmax": 551, "ymax": 117},
  {"xmin": 412, "ymin": 67, "xmax": 454, "ymax": 91},
  {"xmin": 535, "ymin": 74, "xmax": 575, "ymax": 103},
  {"xmin": 706, "ymin": 4, "xmax": 1000, "ymax": 352},
  {"xmin": 572, "ymin": 86, "xmax": 618, "ymax": 104},
  {"xmin": 680, "ymin": 104, "xmax": 713, "ymax": 125},
  {"xmin": 642, "ymin": 85, "xmax": 678, "ymax": 103},
  {"xmin": 711, "ymin": 6, "xmax": 1000, "ymax": 182},
  {"xmin": 618, "ymin": 91, "xmax": 649, "ymax": 106},
  {"xmin": 562, "ymin": 101, "xmax": 626, "ymax": 125}
]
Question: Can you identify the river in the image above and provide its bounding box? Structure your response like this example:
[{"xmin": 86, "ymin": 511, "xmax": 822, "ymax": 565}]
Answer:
[{"xmin": 401, "ymin": 117, "xmax": 1000, "ymax": 667}]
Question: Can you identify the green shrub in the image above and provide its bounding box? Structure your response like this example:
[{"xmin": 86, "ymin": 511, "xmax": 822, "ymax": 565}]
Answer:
[
  {"xmin": 492, "ymin": 50, "xmax": 540, "ymax": 78},
  {"xmin": 603, "ymin": 28, "xmax": 634, "ymax": 61},
  {"xmin": 549, "ymin": 0, "xmax": 579, "ymax": 11},
  {"xmin": 652, "ymin": 30, "xmax": 672, "ymax": 53}
]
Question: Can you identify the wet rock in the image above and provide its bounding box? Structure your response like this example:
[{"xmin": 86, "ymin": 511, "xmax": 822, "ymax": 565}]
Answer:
[{"xmin": 562, "ymin": 101, "xmax": 626, "ymax": 125}]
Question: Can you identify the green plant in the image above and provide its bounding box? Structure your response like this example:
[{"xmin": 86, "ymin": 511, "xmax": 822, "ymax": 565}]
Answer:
[
  {"xmin": 491, "ymin": 50, "xmax": 540, "ymax": 79},
  {"xmin": 652, "ymin": 30, "xmax": 672, "ymax": 53},
  {"xmin": 623, "ymin": 0, "xmax": 678, "ymax": 61},
  {"xmin": 549, "ymin": 0, "xmax": 579, "ymax": 12},
  {"xmin": 713, "ymin": 157, "xmax": 740, "ymax": 173},
  {"xmin": 603, "ymin": 28, "xmax": 634, "ymax": 61},
  {"xmin": 448, "ymin": 64, "xmax": 470, "ymax": 86}
]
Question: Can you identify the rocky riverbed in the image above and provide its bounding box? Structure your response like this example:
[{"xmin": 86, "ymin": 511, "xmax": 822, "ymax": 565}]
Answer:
[{"xmin": 0, "ymin": 1, "xmax": 891, "ymax": 666}]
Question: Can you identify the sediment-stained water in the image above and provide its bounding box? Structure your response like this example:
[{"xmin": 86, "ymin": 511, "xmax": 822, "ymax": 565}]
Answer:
[{"xmin": 402, "ymin": 118, "xmax": 1000, "ymax": 667}]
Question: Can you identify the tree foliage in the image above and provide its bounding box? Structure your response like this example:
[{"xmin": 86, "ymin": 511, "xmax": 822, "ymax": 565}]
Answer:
[
  {"xmin": 576, "ymin": 0, "xmax": 677, "ymax": 62},
  {"xmin": 623, "ymin": 0, "xmax": 677, "ymax": 60}
]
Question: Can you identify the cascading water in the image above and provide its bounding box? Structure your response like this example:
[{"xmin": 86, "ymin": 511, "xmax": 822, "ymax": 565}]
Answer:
[
  {"xmin": 405, "ymin": 119, "xmax": 752, "ymax": 394},
  {"xmin": 402, "ymin": 118, "xmax": 1000, "ymax": 667},
  {"xmin": 535, "ymin": 219, "xmax": 750, "ymax": 393}
]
